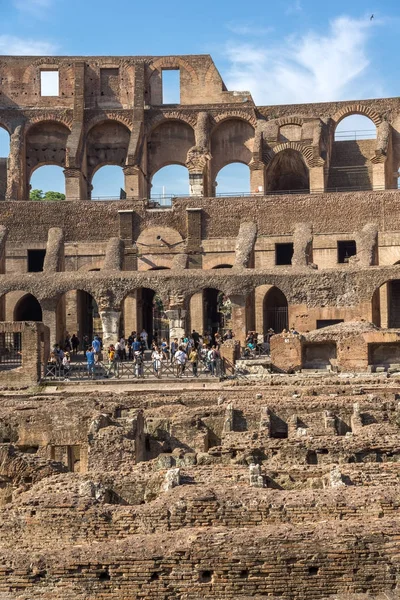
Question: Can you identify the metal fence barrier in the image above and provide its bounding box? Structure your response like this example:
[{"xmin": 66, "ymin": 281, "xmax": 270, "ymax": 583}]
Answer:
[
  {"xmin": 43, "ymin": 357, "xmax": 233, "ymax": 381},
  {"xmin": 0, "ymin": 332, "xmax": 22, "ymax": 371}
]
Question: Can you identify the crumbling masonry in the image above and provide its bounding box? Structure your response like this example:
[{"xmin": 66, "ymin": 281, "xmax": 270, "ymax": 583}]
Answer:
[{"xmin": 1, "ymin": 54, "xmax": 400, "ymax": 599}]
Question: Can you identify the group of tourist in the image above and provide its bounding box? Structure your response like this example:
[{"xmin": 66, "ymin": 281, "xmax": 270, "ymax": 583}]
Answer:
[{"xmin": 49, "ymin": 325, "xmax": 294, "ymax": 379}]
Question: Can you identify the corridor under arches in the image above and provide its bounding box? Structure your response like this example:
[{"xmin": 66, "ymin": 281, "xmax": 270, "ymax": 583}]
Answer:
[
  {"xmin": 14, "ymin": 294, "xmax": 43, "ymax": 321},
  {"xmin": 263, "ymin": 287, "xmax": 288, "ymax": 333}
]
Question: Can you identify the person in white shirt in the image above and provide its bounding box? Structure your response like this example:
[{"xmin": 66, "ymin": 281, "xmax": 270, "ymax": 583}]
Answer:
[
  {"xmin": 140, "ymin": 329, "xmax": 148, "ymax": 350},
  {"xmin": 151, "ymin": 346, "xmax": 163, "ymax": 378},
  {"xmin": 174, "ymin": 346, "xmax": 187, "ymax": 377}
]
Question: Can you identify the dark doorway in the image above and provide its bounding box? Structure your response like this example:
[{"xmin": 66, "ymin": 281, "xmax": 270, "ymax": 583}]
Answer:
[
  {"xmin": 316, "ymin": 319, "xmax": 344, "ymax": 329},
  {"xmin": 263, "ymin": 287, "xmax": 288, "ymax": 333},
  {"xmin": 388, "ymin": 280, "xmax": 400, "ymax": 328},
  {"xmin": 275, "ymin": 243, "xmax": 294, "ymax": 266},
  {"xmin": 14, "ymin": 294, "xmax": 42, "ymax": 321},
  {"xmin": 76, "ymin": 291, "xmax": 100, "ymax": 340},
  {"xmin": 27, "ymin": 249, "xmax": 46, "ymax": 273},
  {"xmin": 141, "ymin": 288, "xmax": 169, "ymax": 344},
  {"xmin": 203, "ymin": 288, "xmax": 231, "ymax": 338}
]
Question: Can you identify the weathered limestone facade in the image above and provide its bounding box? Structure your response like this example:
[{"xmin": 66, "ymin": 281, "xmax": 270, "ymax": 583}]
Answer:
[{"xmin": 0, "ymin": 54, "xmax": 399, "ymax": 346}]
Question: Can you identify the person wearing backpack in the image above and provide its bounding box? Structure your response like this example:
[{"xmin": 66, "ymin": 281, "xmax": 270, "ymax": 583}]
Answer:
[{"xmin": 106, "ymin": 344, "xmax": 118, "ymax": 378}]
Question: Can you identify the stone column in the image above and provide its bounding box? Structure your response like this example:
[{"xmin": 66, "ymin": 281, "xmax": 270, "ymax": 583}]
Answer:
[
  {"xmin": 64, "ymin": 168, "xmax": 85, "ymax": 201},
  {"xmin": 100, "ymin": 308, "xmax": 121, "ymax": 347},
  {"xmin": 249, "ymin": 160, "xmax": 265, "ymax": 194},
  {"xmin": 189, "ymin": 292, "xmax": 203, "ymax": 333},
  {"xmin": 371, "ymin": 160, "xmax": 386, "ymax": 190},
  {"xmin": 229, "ymin": 294, "xmax": 248, "ymax": 347},
  {"xmin": 166, "ymin": 309, "xmax": 187, "ymax": 341},
  {"xmin": 6, "ymin": 124, "xmax": 24, "ymax": 201},
  {"xmin": 41, "ymin": 298, "xmax": 59, "ymax": 347},
  {"xmin": 123, "ymin": 165, "xmax": 144, "ymax": 198},
  {"xmin": 186, "ymin": 148, "xmax": 210, "ymax": 197}
]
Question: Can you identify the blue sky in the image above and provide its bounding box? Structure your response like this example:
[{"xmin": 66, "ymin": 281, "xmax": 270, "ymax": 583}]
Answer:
[{"xmin": 0, "ymin": 0, "xmax": 398, "ymax": 197}]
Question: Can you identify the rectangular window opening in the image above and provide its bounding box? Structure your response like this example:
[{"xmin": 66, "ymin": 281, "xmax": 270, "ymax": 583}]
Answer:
[
  {"xmin": 27, "ymin": 249, "xmax": 46, "ymax": 273},
  {"xmin": 337, "ymin": 240, "xmax": 356, "ymax": 264},
  {"xmin": 162, "ymin": 69, "xmax": 180, "ymax": 104},
  {"xmin": 316, "ymin": 319, "xmax": 344, "ymax": 329},
  {"xmin": 40, "ymin": 70, "xmax": 59, "ymax": 96},
  {"xmin": 275, "ymin": 243, "xmax": 294, "ymax": 266}
]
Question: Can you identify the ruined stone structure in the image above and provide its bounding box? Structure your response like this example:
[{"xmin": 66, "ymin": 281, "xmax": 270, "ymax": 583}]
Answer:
[
  {"xmin": 2, "ymin": 54, "xmax": 400, "ymax": 598},
  {"xmin": 0, "ymin": 54, "xmax": 400, "ymax": 349}
]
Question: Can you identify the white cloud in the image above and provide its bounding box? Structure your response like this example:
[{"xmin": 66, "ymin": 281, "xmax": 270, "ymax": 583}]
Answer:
[
  {"xmin": 226, "ymin": 22, "xmax": 274, "ymax": 36},
  {"xmin": 13, "ymin": 0, "xmax": 53, "ymax": 15},
  {"xmin": 224, "ymin": 15, "xmax": 381, "ymax": 105},
  {"xmin": 0, "ymin": 34, "xmax": 57, "ymax": 55}
]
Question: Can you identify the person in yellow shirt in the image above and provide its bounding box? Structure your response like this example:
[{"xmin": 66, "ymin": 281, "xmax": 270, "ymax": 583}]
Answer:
[
  {"xmin": 106, "ymin": 344, "xmax": 118, "ymax": 378},
  {"xmin": 189, "ymin": 348, "xmax": 199, "ymax": 377}
]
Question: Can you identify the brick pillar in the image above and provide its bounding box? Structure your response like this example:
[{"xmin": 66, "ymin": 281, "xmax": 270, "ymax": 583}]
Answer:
[
  {"xmin": 372, "ymin": 161, "xmax": 386, "ymax": 190},
  {"xmin": 64, "ymin": 168, "xmax": 86, "ymax": 201},
  {"xmin": 41, "ymin": 298, "xmax": 58, "ymax": 347},
  {"xmin": 229, "ymin": 294, "xmax": 248, "ymax": 347},
  {"xmin": 249, "ymin": 164, "xmax": 265, "ymax": 194},
  {"xmin": 309, "ymin": 166, "xmax": 325, "ymax": 193},
  {"xmin": 189, "ymin": 292, "xmax": 203, "ymax": 333},
  {"xmin": 123, "ymin": 165, "xmax": 144, "ymax": 198},
  {"xmin": 123, "ymin": 292, "xmax": 138, "ymax": 335}
]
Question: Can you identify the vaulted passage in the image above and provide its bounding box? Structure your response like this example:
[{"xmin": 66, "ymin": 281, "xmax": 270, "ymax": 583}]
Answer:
[
  {"xmin": 266, "ymin": 149, "xmax": 309, "ymax": 192},
  {"xmin": 14, "ymin": 294, "xmax": 42, "ymax": 321},
  {"xmin": 263, "ymin": 287, "xmax": 288, "ymax": 333}
]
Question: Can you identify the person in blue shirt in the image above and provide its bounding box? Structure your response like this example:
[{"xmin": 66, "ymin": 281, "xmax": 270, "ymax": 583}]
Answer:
[
  {"xmin": 92, "ymin": 335, "xmax": 101, "ymax": 363},
  {"xmin": 86, "ymin": 346, "xmax": 95, "ymax": 378}
]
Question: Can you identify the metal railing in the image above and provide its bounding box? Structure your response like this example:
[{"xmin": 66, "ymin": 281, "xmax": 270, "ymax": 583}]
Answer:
[
  {"xmin": 0, "ymin": 332, "xmax": 22, "ymax": 371},
  {"xmin": 334, "ymin": 129, "xmax": 377, "ymax": 141},
  {"xmin": 9, "ymin": 184, "xmax": 400, "ymax": 204},
  {"xmin": 43, "ymin": 357, "xmax": 233, "ymax": 381}
]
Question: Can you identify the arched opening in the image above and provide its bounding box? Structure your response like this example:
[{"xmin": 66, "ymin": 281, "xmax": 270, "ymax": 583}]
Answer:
[
  {"xmin": 14, "ymin": 294, "xmax": 42, "ymax": 321},
  {"xmin": 86, "ymin": 121, "xmax": 130, "ymax": 199},
  {"xmin": 266, "ymin": 149, "xmax": 309, "ymax": 192},
  {"xmin": 25, "ymin": 121, "xmax": 70, "ymax": 198},
  {"xmin": 263, "ymin": 287, "xmax": 288, "ymax": 333},
  {"xmin": 334, "ymin": 115, "xmax": 377, "ymax": 142},
  {"xmin": 91, "ymin": 165, "xmax": 125, "ymax": 200},
  {"xmin": 151, "ymin": 165, "xmax": 190, "ymax": 204},
  {"xmin": 203, "ymin": 289, "xmax": 231, "ymax": 341},
  {"xmin": 57, "ymin": 290, "xmax": 101, "ymax": 351},
  {"xmin": 215, "ymin": 163, "xmax": 250, "ymax": 196},
  {"xmin": 0, "ymin": 126, "xmax": 10, "ymax": 199},
  {"xmin": 138, "ymin": 288, "xmax": 169, "ymax": 345},
  {"xmin": 210, "ymin": 119, "xmax": 254, "ymax": 197},
  {"xmin": 329, "ymin": 114, "xmax": 377, "ymax": 191},
  {"xmin": 30, "ymin": 165, "xmax": 66, "ymax": 200}
]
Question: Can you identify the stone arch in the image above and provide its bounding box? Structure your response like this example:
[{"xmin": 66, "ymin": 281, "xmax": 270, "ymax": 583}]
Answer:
[
  {"xmin": 265, "ymin": 148, "xmax": 309, "ymax": 192},
  {"xmin": 14, "ymin": 293, "xmax": 43, "ymax": 321},
  {"xmin": 25, "ymin": 121, "xmax": 70, "ymax": 174},
  {"xmin": 85, "ymin": 120, "xmax": 131, "ymax": 188},
  {"xmin": 263, "ymin": 286, "xmax": 288, "ymax": 334},
  {"xmin": 85, "ymin": 114, "xmax": 133, "ymax": 134},
  {"xmin": 213, "ymin": 111, "xmax": 257, "ymax": 128},
  {"xmin": 149, "ymin": 56, "xmax": 199, "ymax": 84},
  {"xmin": 147, "ymin": 120, "xmax": 195, "ymax": 182},
  {"xmin": 25, "ymin": 114, "xmax": 73, "ymax": 132},
  {"xmin": 266, "ymin": 142, "xmax": 314, "ymax": 168},
  {"xmin": 203, "ymin": 255, "xmax": 234, "ymax": 270},
  {"xmin": 146, "ymin": 114, "xmax": 197, "ymax": 135},
  {"xmin": 210, "ymin": 118, "xmax": 255, "ymax": 193},
  {"xmin": 275, "ymin": 116, "xmax": 304, "ymax": 128},
  {"xmin": 332, "ymin": 105, "xmax": 383, "ymax": 128},
  {"xmin": 139, "ymin": 257, "xmax": 175, "ymax": 271}
]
